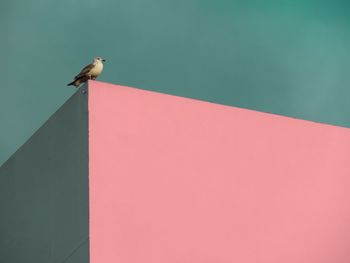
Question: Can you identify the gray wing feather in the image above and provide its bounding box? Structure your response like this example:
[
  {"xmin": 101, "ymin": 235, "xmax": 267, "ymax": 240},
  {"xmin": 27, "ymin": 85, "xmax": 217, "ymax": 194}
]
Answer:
[{"xmin": 74, "ymin": 63, "xmax": 94, "ymax": 79}]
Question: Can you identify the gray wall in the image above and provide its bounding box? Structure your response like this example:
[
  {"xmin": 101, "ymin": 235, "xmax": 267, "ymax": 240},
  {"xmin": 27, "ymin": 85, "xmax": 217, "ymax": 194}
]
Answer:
[{"xmin": 0, "ymin": 88, "xmax": 89, "ymax": 263}]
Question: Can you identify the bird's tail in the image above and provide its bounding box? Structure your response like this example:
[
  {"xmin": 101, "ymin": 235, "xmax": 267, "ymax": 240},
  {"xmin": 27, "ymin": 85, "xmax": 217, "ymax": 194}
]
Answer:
[{"xmin": 67, "ymin": 79, "xmax": 80, "ymax": 87}]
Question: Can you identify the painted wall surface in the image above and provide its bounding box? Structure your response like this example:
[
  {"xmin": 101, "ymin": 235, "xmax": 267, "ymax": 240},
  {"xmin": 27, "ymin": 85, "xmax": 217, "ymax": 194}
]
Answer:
[
  {"xmin": 89, "ymin": 81, "xmax": 350, "ymax": 263},
  {"xmin": 0, "ymin": 89, "xmax": 89, "ymax": 263}
]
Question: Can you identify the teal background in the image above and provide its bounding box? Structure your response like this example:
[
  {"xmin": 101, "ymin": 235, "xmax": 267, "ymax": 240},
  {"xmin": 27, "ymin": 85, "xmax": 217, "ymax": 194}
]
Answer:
[{"xmin": 1, "ymin": 0, "xmax": 350, "ymax": 165}]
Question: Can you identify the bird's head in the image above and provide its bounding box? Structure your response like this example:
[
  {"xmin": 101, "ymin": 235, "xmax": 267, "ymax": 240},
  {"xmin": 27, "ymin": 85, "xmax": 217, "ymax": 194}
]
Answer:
[{"xmin": 94, "ymin": 57, "xmax": 106, "ymax": 63}]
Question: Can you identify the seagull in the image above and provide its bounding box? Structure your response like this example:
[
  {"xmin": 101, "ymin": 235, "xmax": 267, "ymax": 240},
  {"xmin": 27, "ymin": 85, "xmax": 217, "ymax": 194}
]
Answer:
[{"xmin": 67, "ymin": 57, "xmax": 106, "ymax": 87}]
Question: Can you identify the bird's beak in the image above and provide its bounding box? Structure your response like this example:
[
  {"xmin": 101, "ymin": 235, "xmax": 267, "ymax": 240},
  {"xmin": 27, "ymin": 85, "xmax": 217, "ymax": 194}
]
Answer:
[{"xmin": 102, "ymin": 59, "xmax": 106, "ymax": 62}]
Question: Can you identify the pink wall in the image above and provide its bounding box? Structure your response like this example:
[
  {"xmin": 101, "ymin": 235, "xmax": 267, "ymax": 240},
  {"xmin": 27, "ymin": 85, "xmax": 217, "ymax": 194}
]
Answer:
[{"xmin": 89, "ymin": 81, "xmax": 350, "ymax": 263}]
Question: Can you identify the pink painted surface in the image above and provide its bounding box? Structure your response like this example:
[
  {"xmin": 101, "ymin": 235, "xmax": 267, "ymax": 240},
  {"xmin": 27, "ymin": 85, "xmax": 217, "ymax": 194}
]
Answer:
[{"xmin": 88, "ymin": 80, "xmax": 350, "ymax": 263}]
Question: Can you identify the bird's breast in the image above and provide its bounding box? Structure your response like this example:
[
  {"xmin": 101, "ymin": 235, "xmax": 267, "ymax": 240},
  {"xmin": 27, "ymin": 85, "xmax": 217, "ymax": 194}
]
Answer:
[{"xmin": 90, "ymin": 62, "xmax": 103, "ymax": 77}]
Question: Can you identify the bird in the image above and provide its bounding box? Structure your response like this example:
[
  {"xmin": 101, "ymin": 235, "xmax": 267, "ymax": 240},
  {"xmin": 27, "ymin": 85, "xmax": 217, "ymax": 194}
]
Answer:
[{"xmin": 67, "ymin": 57, "xmax": 106, "ymax": 87}]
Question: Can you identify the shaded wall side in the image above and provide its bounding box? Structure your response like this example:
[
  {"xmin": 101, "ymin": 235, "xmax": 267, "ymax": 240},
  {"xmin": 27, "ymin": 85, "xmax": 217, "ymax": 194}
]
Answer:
[{"xmin": 0, "ymin": 88, "xmax": 89, "ymax": 263}]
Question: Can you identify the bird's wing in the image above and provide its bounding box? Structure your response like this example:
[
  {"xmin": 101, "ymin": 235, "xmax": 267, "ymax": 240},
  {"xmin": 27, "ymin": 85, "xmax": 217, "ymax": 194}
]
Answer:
[{"xmin": 74, "ymin": 63, "xmax": 95, "ymax": 79}]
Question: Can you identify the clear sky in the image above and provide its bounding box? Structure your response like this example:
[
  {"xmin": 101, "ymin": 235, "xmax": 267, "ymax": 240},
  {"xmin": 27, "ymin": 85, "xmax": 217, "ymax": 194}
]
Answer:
[{"xmin": 1, "ymin": 0, "xmax": 350, "ymax": 165}]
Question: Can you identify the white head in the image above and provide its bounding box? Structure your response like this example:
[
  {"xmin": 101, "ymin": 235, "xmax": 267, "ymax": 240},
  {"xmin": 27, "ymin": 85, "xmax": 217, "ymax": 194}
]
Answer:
[{"xmin": 94, "ymin": 57, "xmax": 106, "ymax": 63}]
